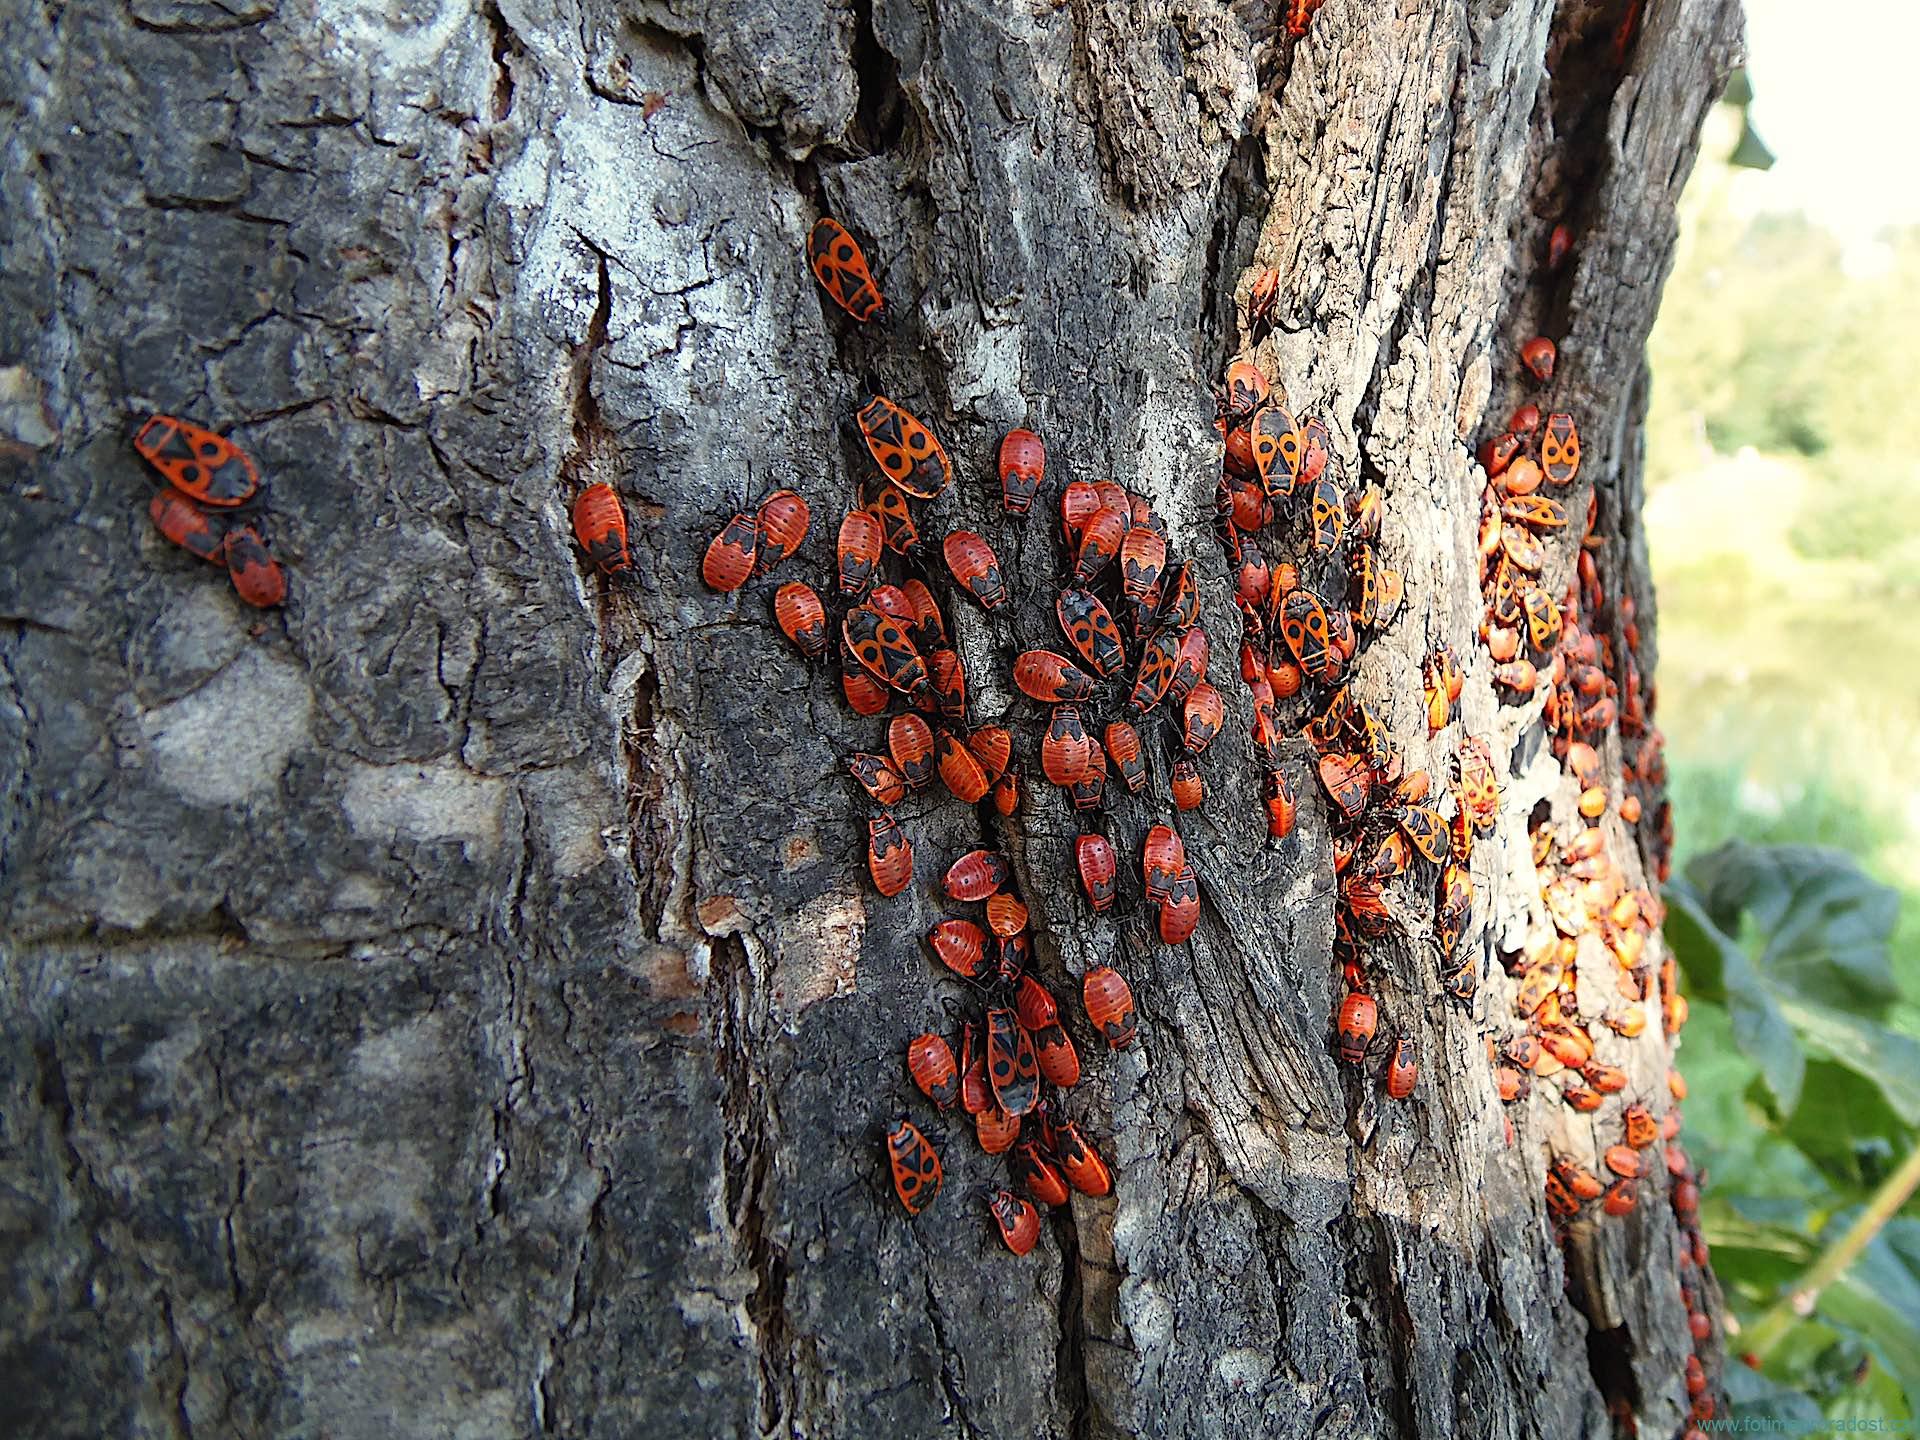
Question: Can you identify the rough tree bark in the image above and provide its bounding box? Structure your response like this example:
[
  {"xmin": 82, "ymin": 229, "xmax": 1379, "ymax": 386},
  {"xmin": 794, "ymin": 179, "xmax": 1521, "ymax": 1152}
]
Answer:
[{"xmin": 0, "ymin": 0, "xmax": 1741, "ymax": 1435}]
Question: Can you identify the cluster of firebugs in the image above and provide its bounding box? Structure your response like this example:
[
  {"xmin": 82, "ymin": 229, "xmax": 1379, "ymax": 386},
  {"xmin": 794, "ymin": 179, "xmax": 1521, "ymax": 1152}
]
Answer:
[
  {"xmin": 118, "ymin": 137, "xmax": 1707, "ymax": 1400},
  {"xmin": 133, "ymin": 414, "xmax": 288, "ymax": 607},
  {"xmin": 569, "ymin": 208, "xmax": 1713, "ymax": 1370},
  {"xmin": 1208, "ymin": 271, "xmax": 1492, "ymax": 1109},
  {"xmin": 1471, "ymin": 226, "xmax": 1714, "ymax": 1429},
  {"xmin": 700, "ymin": 216, "xmax": 1240, "ymax": 1246},
  {"xmin": 810, "ymin": 209, "xmax": 1236, "ymax": 1245},
  {"xmin": 1209, "ymin": 224, "xmax": 1714, "ymax": 1419}
]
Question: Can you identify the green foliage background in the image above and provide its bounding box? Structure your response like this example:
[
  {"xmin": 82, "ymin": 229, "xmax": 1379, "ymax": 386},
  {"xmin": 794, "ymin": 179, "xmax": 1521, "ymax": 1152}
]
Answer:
[{"xmin": 1647, "ymin": 95, "xmax": 1920, "ymax": 1422}]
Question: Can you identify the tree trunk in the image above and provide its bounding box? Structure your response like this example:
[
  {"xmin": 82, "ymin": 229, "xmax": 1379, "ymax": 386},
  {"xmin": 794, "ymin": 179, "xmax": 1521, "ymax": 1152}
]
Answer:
[{"xmin": 0, "ymin": 0, "xmax": 1741, "ymax": 1435}]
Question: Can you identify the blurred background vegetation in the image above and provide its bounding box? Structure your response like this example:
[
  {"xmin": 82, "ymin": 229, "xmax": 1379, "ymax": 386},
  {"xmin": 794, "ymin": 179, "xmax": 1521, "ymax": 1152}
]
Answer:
[{"xmin": 1645, "ymin": 0, "xmax": 1920, "ymax": 1420}]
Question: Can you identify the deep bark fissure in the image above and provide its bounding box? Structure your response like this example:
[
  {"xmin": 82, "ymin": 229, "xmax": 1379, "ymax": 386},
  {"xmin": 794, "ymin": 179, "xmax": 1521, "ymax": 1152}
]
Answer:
[
  {"xmin": 479, "ymin": 0, "xmax": 522, "ymax": 123},
  {"xmin": 123, "ymin": 9, "xmax": 271, "ymax": 38},
  {"xmin": 621, "ymin": 658, "xmax": 669, "ymax": 929},
  {"xmin": 558, "ymin": 237, "xmax": 615, "ymax": 489},
  {"xmin": 1326, "ymin": 1209, "xmax": 1388, "ymax": 1435},
  {"xmin": 1196, "ymin": 64, "xmax": 1270, "ymax": 384},
  {"xmin": 1584, "ymin": 1317, "xmax": 1644, "ymax": 1427},
  {"xmin": 918, "ymin": 1256, "xmax": 983, "ymax": 1439},
  {"xmin": 1523, "ymin": 5, "xmax": 1644, "ymax": 333},
  {"xmin": 1469, "ymin": 1234, "xmax": 1531, "ymax": 1410},
  {"xmin": 1053, "ymin": 1198, "xmax": 1093, "ymax": 1440},
  {"xmin": 1371, "ymin": 1221, "xmax": 1424, "ymax": 1440},
  {"xmin": 222, "ymin": 1153, "xmax": 247, "ymax": 1307},
  {"xmin": 536, "ymin": 1162, "xmax": 610, "ymax": 1434},
  {"xmin": 157, "ymin": 1288, "xmax": 196, "ymax": 1440},
  {"xmin": 848, "ymin": 0, "xmax": 908, "ymax": 159},
  {"xmin": 713, "ymin": 930, "xmax": 798, "ymax": 1437},
  {"xmin": 32, "ymin": 1037, "xmax": 84, "ymax": 1194},
  {"xmin": 1243, "ymin": 1188, "xmax": 1296, "ymax": 1380}
]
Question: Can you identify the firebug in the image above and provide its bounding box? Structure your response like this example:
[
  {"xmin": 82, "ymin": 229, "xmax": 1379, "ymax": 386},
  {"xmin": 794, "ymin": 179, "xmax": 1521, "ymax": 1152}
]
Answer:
[
  {"xmin": 1336, "ymin": 992, "xmax": 1377, "ymax": 1063},
  {"xmin": 1127, "ymin": 627, "xmax": 1181, "ymax": 716},
  {"xmin": 1385, "ymin": 1036, "xmax": 1418, "ymax": 1099},
  {"xmin": 1541, "ymin": 413, "xmax": 1581, "ymax": 485},
  {"xmin": 847, "ymin": 753, "xmax": 908, "ymax": 807},
  {"xmin": 936, "ymin": 728, "xmax": 990, "ymax": 803},
  {"xmin": 985, "ymin": 892, "xmax": 1029, "ymax": 939},
  {"xmin": 807, "ymin": 218, "xmax": 884, "ymax": 322},
  {"xmin": 988, "ymin": 1189, "xmax": 1041, "ymax": 1256},
  {"xmin": 573, "ymin": 483, "xmax": 632, "ymax": 575},
  {"xmin": 1014, "ymin": 649, "xmax": 1097, "ymax": 704},
  {"xmin": 944, "ymin": 849, "xmax": 1010, "ymax": 902},
  {"xmin": 885, "ymin": 1119, "xmax": 941, "ymax": 1215},
  {"xmin": 1046, "ymin": 1110, "xmax": 1112, "ymax": 1196},
  {"xmin": 985, "ymin": 1007, "xmax": 1040, "ymax": 1116},
  {"xmin": 943, "ymin": 530, "xmax": 1008, "ymax": 609},
  {"xmin": 223, "ymin": 526, "xmax": 287, "ymax": 608},
  {"xmin": 888, "ymin": 714, "xmax": 937, "ymax": 789},
  {"xmin": 1169, "ymin": 758, "xmax": 1202, "ymax": 810},
  {"xmin": 844, "ymin": 603, "xmax": 931, "ymax": 701},
  {"xmin": 1141, "ymin": 824, "xmax": 1184, "ymax": 905},
  {"xmin": 866, "ymin": 482, "xmax": 919, "ymax": 554},
  {"xmin": 133, "ymin": 414, "xmax": 260, "ymax": 507},
  {"xmin": 856, "ymin": 396, "xmax": 951, "ymax": 499},
  {"xmin": 753, "ymin": 489, "xmax": 810, "ymax": 575},
  {"xmin": 966, "ymin": 726, "xmax": 1011, "ymax": 785},
  {"xmin": 701, "ymin": 512, "xmax": 758, "ymax": 591},
  {"xmin": 867, "ymin": 816, "xmax": 913, "ymax": 897},
  {"xmin": 976, "ymin": 1105, "xmax": 1020, "ymax": 1155},
  {"xmin": 907, "ymin": 1033, "xmax": 959, "ymax": 1108},
  {"xmin": 1158, "ymin": 863, "xmax": 1199, "ymax": 943},
  {"xmin": 1074, "ymin": 505, "xmax": 1127, "ymax": 583},
  {"xmin": 1057, "ymin": 587, "xmax": 1127, "ymax": 678},
  {"xmin": 1042, "ymin": 706, "xmax": 1095, "ymax": 787},
  {"xmin": 836, "ymin": 509, "xmax": 882, "ymax": 595},
  {"xmin": 1520, "ymin": 336, "xmax": 1557, "ymax": 383},
  {"xmin": 998, "ymin": 429, "xmax": 1045, "ymax": 514},
  {"xmin": 1082, "ymin": 965, "xmax": 1138, "ymax": 1048},
  {"xmin": 774, "ymin": 582, "xmax": 828, "ymax": 658},
  {"xmin": 1077, "ymin": 834, "xmax": 1118, "ymax": 912},
  {"xmin": 927, "ymin": 918, "xmax": 992, "ymax": 980},
  {"xmin": 1033, "ymin": 1023, "xmax": 1079, "ymax": 1087},
  {"xmin": 1013, "ymin": 1141, "xmax": 1070, "ymax": 1207},
  {"xmin": 147, "ymin": 489, "xmax": 227, "ymax": 564}
]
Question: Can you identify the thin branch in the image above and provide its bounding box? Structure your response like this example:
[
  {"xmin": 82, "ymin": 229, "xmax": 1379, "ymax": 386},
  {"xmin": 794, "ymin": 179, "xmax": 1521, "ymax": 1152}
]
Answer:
[{"xmin": 1742, "ymin": 1142, "xmax": 1920, "ymax": 1361}]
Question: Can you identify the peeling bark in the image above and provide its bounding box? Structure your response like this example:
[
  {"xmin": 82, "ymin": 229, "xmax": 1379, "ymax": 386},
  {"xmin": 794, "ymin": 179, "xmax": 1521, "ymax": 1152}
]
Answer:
[{"xmin": 0, "ymin": 0, "xmax": 1739, "ymax": 1436}]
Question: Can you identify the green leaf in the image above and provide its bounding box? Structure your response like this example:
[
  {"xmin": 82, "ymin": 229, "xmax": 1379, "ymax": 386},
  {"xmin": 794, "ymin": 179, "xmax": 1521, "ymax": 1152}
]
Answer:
[
  {"xmin": 1765, "ymin": 880, "xmax": 1900, "ymax": 1017},
  {"xmin": 1670, "ymin": 845, "xmax": 1911, "ymax": 1125},
  {"xmin": 1828, "ymin": 1357, "xmax": 1912, "ymax": 1426},
  {"xmin": 1666, "ymin": 879, "xmax": 1731, "ymax": 1002},
  {"xmin": 1730, "ymin": 973, "xmax": 1807, "ymax": 1115},
  {"xmin": 1680, "ymin": 1006, "xmax": 1833, "ymax": 1201},
  {"xmin": 1669, "ymin": 884, "xmax": 1805, "ymax": 1112},
  {"xmin": 1704, "ymin": 1204, "xmax": 1820, "ymax": 1305},
  {"xmin": 1882, "ymin": 1220, "xmax": 1920, "ymax": 1281},
  {"xmin": 1778, "ymin": 1000, "xmax": 1920, "ymax": 1126},
  {"xmin": 1683, "ymin": 843, "xmax": 1767, "ymax": 934},
  {"xmin": 1778, "ymin": 1060, "xmax": 1919, "ymax": 1192},
  {"xmin": 1730, "ymin": 118, "xmax": 1777, "ymax": 172},
  {"xmin": 1684, "ymin": 842, "xmax": 1900, "ymax": 1015},
  {"xmin": 1758, "ymin": 1315, "xmax": 1850, "ymax": 1392},
  {"xmin": 1724, "ymin": 1362, "xmax": 1827, "ymax": 1426},
  {"xmin": 1816, "ymin": 1217, "xmax": 1920, "ymax": 1404}
]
